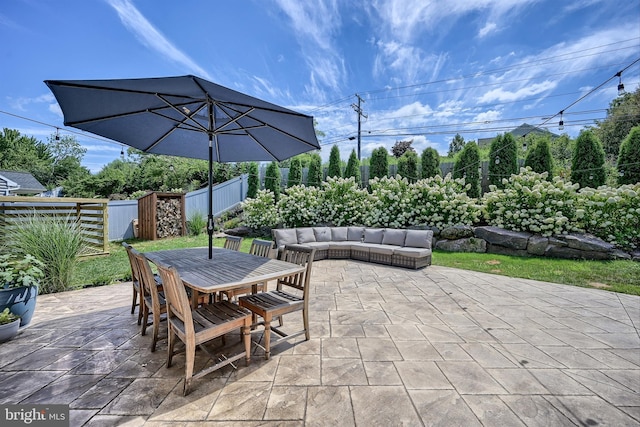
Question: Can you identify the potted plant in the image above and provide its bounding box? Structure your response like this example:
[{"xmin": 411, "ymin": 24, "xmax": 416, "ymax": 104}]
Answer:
[
  {"xmin": 0, "ymin": 254, "xmax": 45, "ymax": 327},
  {"xmin": 0, "ymin": 308, "xmax": 20, "ymax": 342}
]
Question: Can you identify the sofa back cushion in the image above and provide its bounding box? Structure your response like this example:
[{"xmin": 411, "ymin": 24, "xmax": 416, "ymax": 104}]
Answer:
[
  {"xmin": 347, "ymin": 226, "xmax": 365, "ymax": 241},
  {"xmin": 296, "ymin": 227, "xmax": 317, "ymax": 244},
  {"xmin": 382, "ymin": 228, "xmax": 407, "ymax": 246},
  {"xmin": 331, "ymin": 227, "xmax": 348, "ymax": 241},
  {"xmin": 404, "ymin": 229, "xmax": 433, "ymax": 249},
  {"xmin": 272, "ymin": 228, "xmax": 298, "ymax": 249},
  {"xmin": 313, "ymin": 227, "xmax": 332, "ymax": 242},
  {"xmin": 363, "ymin": 228, "xmax": 384, "ymax": 244}
]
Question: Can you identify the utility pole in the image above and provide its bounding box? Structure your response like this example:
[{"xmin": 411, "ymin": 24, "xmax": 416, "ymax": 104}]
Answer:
[{"xmin": 351, "ymin": 94, "xmax": 367, "ymax": 160}]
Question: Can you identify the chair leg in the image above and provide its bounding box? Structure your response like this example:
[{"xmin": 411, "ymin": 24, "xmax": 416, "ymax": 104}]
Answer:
[
  {"xmin": 183, "ymin": 341, "xmax": 196, "ymax": 396},
  {"xmin": 137, "ymin": 295, "xmax": 144, "ymax": 325},
  {"xmin": 151, "ymin": 310, "xmax": 160, "ymax": 352},
  {"xmin": 131, "ymin": 286, "xmax": 137, "ymax": 314},
  {"xmin": 167, "ymin": 326, "xmax": 176, "ymax": 368},
  {"xmin": 303, "ymin": 308, "xmax": 310, "ymax": 341},
  {"xmin": 264, "ymin": 314, "xmax": 272, "ymax": 360},
  {"xmin": 243, "ymin": 323, "xmax": 251, "ymax": 365},
  {"xmin": 141, "ymin": 304, "xmax": 149, "ymax": 336}
]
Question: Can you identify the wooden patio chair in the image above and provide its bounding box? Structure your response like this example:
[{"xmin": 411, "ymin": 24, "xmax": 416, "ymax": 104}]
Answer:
[
  {"xmin": 223, "ymin": 235, "xmax": 242, "ymax": 251},
  {"xmin": 134, "ymin": 251, "xmax": 167, "ymax": 352},
  {"xmin": 219, "ymin": 239, "xmax": 272, "ymax": 302},
  {"xmin": 123, "ymin": 242, "xmax": 161, "ymax": 325},
  {"xmin": 239, "ymin": 244, "xmax": 315, "ymax": 359},
  {"xmin": 156, "ymin": 264, "xmax": 252, "ymax": 396}
]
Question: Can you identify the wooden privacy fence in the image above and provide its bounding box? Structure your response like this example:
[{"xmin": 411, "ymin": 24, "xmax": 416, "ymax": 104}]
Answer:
[{"xmin": 0, "ymin": 196, "xmax": 109, "ymax": 257}]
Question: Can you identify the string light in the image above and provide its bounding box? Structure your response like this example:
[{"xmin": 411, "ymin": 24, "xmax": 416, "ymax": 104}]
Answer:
[
  {"xmin": 55, "ymin": 127, "xmax": 60, "ymax": 141},
  {"xmin": 558, "ymin": 111, "xmax": 564, "ymax": 131},
  {"xmin": 617, "ymin": 71, "xmax": 626, "ymax": 96},
  {"xmin": 120, "ymin": 145, "xmax": 125, "ymax": 158}
]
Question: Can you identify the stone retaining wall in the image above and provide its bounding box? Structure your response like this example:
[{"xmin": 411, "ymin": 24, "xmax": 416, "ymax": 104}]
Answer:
[{"xmin": 422, "ymin": 225, "xmax": 640, "ymax": 261}]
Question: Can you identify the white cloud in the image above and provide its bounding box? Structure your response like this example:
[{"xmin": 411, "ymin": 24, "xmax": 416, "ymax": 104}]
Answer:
[
  {"xmin": 478, "ymin": 22, "xmax": 497, "ymax": 38},
  {"xmin": 473, "ymin": 109, "xmax": 502, "ymax": 123},
  {"xmin": 106, "ymin": 0, "xmax": 212, "ymax": 79},
  {"xmin": 274, "ymin": 0, "xmax": 344, "ymax": 97},
  {"xmin": 8, "ymin": 93, "xmax": 54, "ymax": 111},
  {"xmin": 478, "ymin": 80, "xmax": 557, "ymax": 103}
]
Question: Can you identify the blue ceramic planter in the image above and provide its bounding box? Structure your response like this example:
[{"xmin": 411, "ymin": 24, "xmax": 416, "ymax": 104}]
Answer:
[{"xmin": 0, "ymin": 285, "xmax": 38, "ymax": 327}]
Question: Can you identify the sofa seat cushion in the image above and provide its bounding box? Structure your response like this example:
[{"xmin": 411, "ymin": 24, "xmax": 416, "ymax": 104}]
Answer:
[
  {"xmin": 362, "ymin": 243, "xmax": 397, "ymax": 256},
  {"xmin": 313, "ymin": 226, "xmax": 332, "ymax": 242},
  {"xmin": 304, "ymin": 241, "xmax": 330, "ymax": 250},
  {"xmin": 382, "ymin": 228, "xmax": 407, "ymax": 246},
  {"xmin": 296, "ymin": 227, "xmax": 317, "ymax": 244},
  {"xmin": 393, "ymin": 247, "xmax": 432, "ymax": 258},
  {"xmin": 404, "ymin": 229, "xmax": 433, "ymax": 249},
  {"xmin": 328, "ymin": 241, "xmax": 352, "ymax": 249},
  {"xmin": 273, "ymin": 228, "xmax": 298, "ymax": 250}
]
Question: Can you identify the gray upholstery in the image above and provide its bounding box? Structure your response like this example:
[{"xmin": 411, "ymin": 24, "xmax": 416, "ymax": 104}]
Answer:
[
  {"xmin": 404, "ymin": 229, "xmax": 433, "ymax": 248},
  {"xmin": 331, "ymin": 227, "xmax": 348, "ymax": 241},
  {"xmin": 363, "ymin": 228, "xmax": 384, "ymax": 244},
  {"xmin": 313, "ymin": 227, "xmax": 332, "ymax": 242},
  {"xmin": 347, "ymin": 226, "xmax": 365, "ymax": 241},
  {"xmin": 382, "ymin": 228, "xmax": 406, "ymax": 246},
  {"xmin": 272, "ymin": 228, "xmax": 297, "ymax": 249},
  {"xmin": 296, "ymin": 227, "xmax": 316, "ymax": 244}
]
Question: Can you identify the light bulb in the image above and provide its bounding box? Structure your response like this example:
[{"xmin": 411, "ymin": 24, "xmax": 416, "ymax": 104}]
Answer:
[
  {"xmin": 559, "ymin": 120, "xmax": 564, "ymax": 131},
  {"xmin": 495, "ymin": 157, "xmax": 500, "ymax": 165}
]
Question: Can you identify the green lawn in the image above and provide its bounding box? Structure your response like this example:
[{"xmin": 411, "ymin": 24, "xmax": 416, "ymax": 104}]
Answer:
[{"xmin": 73, "ymin": 235, "xmax": 640, "ymax": 296}]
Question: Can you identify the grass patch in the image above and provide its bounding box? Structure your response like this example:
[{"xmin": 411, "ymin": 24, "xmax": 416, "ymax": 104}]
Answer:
[
  {"xmin": 72, "ymin": 235, "xmax": 640, "ymax": 296},
  {"xmin": 432, "ymin": 251, "xmax": 640, "ymax": 295}
]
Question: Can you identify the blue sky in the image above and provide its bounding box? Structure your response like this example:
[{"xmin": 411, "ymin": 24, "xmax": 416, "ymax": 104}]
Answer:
[{"xmin": 1, "ymin": 0, "xmax": 639, "ymax": 173}]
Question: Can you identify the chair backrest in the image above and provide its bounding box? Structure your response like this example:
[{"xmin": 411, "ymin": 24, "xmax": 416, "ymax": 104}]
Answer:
[
  {"xmin": 122, "ymin": 242, "xmax": 141, "ymax": 284},
  {"xmin": 277, "ymin": 244, "xmax": 315, "ymax": 294},
  {"xmin": 133, "ymin": 252, "xmax": 164, "ymax": 313},
  {"xmin": 156, "ymin": 264, "xmax": 193, "ymax": 329},
  {"xmin": 224, "ymin": 235, "xmax": 242, "ymax": 251},
  {"xmin": 249, "ymin": 239, "xmax": 273, "ymax": 258}
]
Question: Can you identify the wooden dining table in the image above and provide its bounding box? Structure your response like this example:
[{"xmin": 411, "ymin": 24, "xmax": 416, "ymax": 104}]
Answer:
[{"xmin": 144, "ymin": 247, "xmax": 305, "ymax": 306}]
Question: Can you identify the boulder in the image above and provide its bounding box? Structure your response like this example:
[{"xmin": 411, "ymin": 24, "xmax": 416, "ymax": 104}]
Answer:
[
  {"xmin": 611, "ymin": 249, "xmax": 631, "ymax": 260},
  {"xmin": 632, "ymin": 251, "xmax": 640, "ymax": 262},
  {"xmin": 474, "ymin": 226, "xmax": 531, "ymax": 250},
  {"xmin": 527, "ymin": 236, "xmax": 548, "ymax": 256},
  {"xmin": 435, "ymin": 237, "xmax": 487, "ymax": 253},
  {"xmin": 545, "ymin": 245, "xmax": 612, "ymax": 260},
  {"xmin": 225, "ymin": 226, "xmax": 254, "ymax": 237},
  {"xmin": 440, "ymin": 225, "xmax": 474, "ymax": 240},
  {"xmin": 410, "ymin": 224, "xmax": 440, "ymax": 237},
  {"xmin": 557, "ymin": 234, "xmax": 615, "ymax": 252},
  {"xmin": 487, "ymin": 244, "xmax": 529, "ymax": 257}
]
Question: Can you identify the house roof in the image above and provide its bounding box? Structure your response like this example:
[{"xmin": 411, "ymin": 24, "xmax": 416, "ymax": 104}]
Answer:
[{"xmin": 0, "ymin": 170, "xmax": 46, "ymax": 195}]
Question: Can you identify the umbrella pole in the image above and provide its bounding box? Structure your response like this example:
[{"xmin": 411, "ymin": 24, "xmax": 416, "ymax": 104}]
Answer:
[{"xmin": 208, "ymin": 135, "xmax": 214, "ymax": 259}]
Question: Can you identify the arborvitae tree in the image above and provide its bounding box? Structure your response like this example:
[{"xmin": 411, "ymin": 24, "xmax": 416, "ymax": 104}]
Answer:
[
  {"xmin": 617, "ymin": 125, "xmax": 640, "ymax": 185},
  {"xmin": 247, "ymin": 162, "xmax": 259, "ymax": 198},
  {"xmin": 596, "ymin": 88, "xmax": 640, "ymax": 158},
  {"xmin": 264, "ymin": 161, "xmax": 282, "ymax": 201},
  {"xmin": 397, "ymin": 150, "xmax": 419, "ymax": 182},
  {"xmin": 307, "ymin": 153, "xmax": 323, "ymax": 187},
  {"xmin": 370, "ymin": 146, "xmax": 389, "ymax": 179},
  {"xmin": 344, "ymin": 149, "xmax": 361, "ymax": 185},
  {"xmin": 287, "ymin": 157, "xmax": 303, "ymax": 187},
  {"xmin": 524, "ymin": 135, "xmax": 553, "ymax": 179},
  {"xmin": 489, "ymin": 133, "xmax": 518, "ymax": 188},
  {"xmin": 571, "ymin": 129, "xmax": 606, "ymax": 188},
  {"xmin": 447, "ymin": 133, "xmax": 465, "ymax": 157},
  {"xmin": 421, "ymin": 147, "xmax": 440, "ymax": 178},
  {"xmin": 453, "ymin": 141, "xmax": 480, "ymax": 198},
  {"xmin": 327, "ymin": 145, "xmax": 342, "ymax": 178}
]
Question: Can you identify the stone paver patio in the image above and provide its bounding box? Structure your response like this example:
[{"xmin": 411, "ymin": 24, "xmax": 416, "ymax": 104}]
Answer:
[{"xmin": 0, "ymin": 260, "xmax": 638, "ymax": 426}]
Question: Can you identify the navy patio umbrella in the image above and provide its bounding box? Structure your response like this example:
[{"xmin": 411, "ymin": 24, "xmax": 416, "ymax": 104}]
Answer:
[{"xmin": 45, "ymin": 75, "xmax": 320, "ymax": 258}]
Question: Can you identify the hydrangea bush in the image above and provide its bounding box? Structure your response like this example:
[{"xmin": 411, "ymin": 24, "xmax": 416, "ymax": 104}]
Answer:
[
  {"xmin": 277, "ymin": 185, "xmax": 320, "ymax": 227},
  {"xmin": 363, "ymin": 176, "xmax": 413, "ymax": 227},
  {"xmin": 483, "ymin": 168, "xmax": 580, "ymax": 236},
  {"xmin": 577, "ymin": 184, "xmax": 640, "ymax": 248},
  {"xmin": 316, "ymin": 177, "xmax": 369, "ymax": 226},
  {"xmin": 241, "ymin": 189, "xmax": 280, "ymax": 229},
  {"xmin": 408, "ymin": 174, "xmax": 482, "ymax": 228}
]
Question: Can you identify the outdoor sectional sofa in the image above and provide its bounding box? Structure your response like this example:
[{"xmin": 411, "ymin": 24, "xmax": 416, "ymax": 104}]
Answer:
[{"xmin": 272, "ymin": 226, "xmax": 433, "ymax": 269}]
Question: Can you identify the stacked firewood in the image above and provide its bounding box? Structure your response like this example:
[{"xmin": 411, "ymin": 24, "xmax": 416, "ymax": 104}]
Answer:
[{"xmin": 156, "ymin": 198, "xmax": 183, "ymax": 238}]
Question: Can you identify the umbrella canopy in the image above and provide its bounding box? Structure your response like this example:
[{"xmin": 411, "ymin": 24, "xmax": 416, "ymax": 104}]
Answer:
[{"xmin": 45, "ymin": 75, "xmax": 320, "ymax": 257}]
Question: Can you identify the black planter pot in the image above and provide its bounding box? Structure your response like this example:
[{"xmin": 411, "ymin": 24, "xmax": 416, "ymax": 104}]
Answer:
[{"xmin": 0, "ymin": 285, "xmax": 38, "ymax": 327}]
